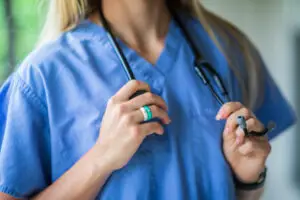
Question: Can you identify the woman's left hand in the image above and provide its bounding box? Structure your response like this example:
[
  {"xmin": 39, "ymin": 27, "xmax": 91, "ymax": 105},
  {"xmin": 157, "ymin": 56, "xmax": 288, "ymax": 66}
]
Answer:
[{"xmin": 217, "ymin": 102, "xmax": 271, "ymax": 183}]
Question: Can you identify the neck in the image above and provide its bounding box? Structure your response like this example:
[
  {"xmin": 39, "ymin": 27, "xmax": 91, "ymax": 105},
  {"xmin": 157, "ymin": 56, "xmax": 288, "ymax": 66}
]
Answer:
[{"xmin": 90, "ymin": 0, "xmax": 171, "ymax": 54}]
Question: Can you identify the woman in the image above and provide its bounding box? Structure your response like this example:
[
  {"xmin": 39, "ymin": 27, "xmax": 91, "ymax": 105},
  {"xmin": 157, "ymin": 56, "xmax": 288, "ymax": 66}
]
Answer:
[{"xmin": 0, "ymin": 0, "xmax": 296, "ymax": 199}]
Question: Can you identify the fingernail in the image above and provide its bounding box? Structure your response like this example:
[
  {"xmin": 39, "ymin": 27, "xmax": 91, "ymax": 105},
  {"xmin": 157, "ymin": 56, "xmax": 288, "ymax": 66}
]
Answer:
[
  {"xmin": 216, "ymin": 109, "xmax": 222, "ymax": 120},
  {"xmin": 236, "ymin": 138, "xmax": 241, "ymax": 145}
]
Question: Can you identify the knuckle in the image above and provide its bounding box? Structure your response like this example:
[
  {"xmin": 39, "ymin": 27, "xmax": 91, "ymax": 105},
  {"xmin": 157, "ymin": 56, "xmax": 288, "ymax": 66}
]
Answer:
[
  {"xmin": 108, "ymin": 96, "xmax": 117, "ymax": 106},
  {"xmin": 227, "ymin": 102, "xmax": 238, "ymax": 112},
  {"xmin": 142, "ymin": 83, "xmax": 150, "ymax": 91},
  {"xmin": 151, "ymin": 106, "xmax": 158, "ymax": 114},
  {"xmin": 123, "ymin": 114, "xmax": 134, "ymax": 124},
  {"xmin": 144, "ymin": 92, "xmax": 151, "ymax": 98},
  {"xmin": 146, "ymin": 92, "xmax": 155, "ymax": 100},
  {"xmin": 224, "ymin": 104, "xmax": 231, "ymax": 112},
  {"xmin": 224, "ymin": 102, "xmax": 235, "ymax": 110},
  {"xmin": 241, "ymin": 107, "xmax": 251, "ymax": 117},
  {"xmin": 130, "ymin": 126, "xmax": 141, "ymax": 137},
  {"xmin": 235, "ymin": 102, "xmax": 243, "ymax": 107},
  {"xmin": 130, "ymin": 80, "xmax": 140, "ymax": 86},
  {"xmin": 248, "ymin": 118, "xmax": 256, "ymax": 126},
  {"xmin": 116, "ymin": 104, "xmax": 127, "ymax": 116},
  {"xmin": 129, "ymin": 80, "xmax": 140, "ymax": 91}
]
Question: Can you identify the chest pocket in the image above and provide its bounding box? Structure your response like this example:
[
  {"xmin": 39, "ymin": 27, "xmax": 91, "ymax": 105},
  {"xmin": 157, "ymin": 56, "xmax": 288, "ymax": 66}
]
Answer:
[{"xmin": 181, "ymin": 62, "xmax": 227, "ymax": 146}]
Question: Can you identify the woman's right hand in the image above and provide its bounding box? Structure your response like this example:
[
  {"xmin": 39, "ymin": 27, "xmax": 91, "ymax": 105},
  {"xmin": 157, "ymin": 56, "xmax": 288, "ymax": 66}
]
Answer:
[{"xmin": 95, "ymin": 80, "xmax": 171, "ymax": 171}]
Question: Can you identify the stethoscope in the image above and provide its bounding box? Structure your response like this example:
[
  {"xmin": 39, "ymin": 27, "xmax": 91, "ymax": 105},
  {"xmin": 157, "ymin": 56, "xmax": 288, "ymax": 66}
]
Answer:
[{"xmin": 98, "ymin": 5, "xmax": 274, "ymax": 137}]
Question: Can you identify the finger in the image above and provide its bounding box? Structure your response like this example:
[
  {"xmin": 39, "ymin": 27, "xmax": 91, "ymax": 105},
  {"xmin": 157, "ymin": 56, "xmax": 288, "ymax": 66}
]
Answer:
[
  {"xmin": 139, "ymin": 122, "xmax": 164, "ymax": 136},
  {"xmin": 225, "ymin": 107, "xmax": 253, "ymax": 132},
  {"xmin": 238, "ymin": 139, "xmax": 271, "ymax": 156},
  {"xmin": 235, "ymin": 117, "xmax": 264, "ymax": 145},
  {"xmin": 246, "ymin": 118, "xmax": 269, "ymax": 140},
  {"xmin": 235, "ymin": 127, "xmax": 246, "ymax": 145},
  {"xmin": 246, "ymin": 118, "xmax": 265, "ymax": 132},
  {"xmin": 216, "ymin": 102, "xmax": 243, "ymax": 120},
  {"xmin": 113, "ymin": 80, "xmax": 151, "ymax": 102},
  {"xmin": 126, "ymin": 92, "xmax": 168, "ymax": 111},
  {"xmin": 128, "ymin": 105, "xmax": 171, "ymax": 124}
]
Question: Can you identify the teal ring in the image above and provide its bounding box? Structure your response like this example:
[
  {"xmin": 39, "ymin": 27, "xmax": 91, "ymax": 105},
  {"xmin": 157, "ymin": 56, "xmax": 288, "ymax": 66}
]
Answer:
[{"xmin": 143, "ymin": 106, "xmax": 152, "ymax": 121}]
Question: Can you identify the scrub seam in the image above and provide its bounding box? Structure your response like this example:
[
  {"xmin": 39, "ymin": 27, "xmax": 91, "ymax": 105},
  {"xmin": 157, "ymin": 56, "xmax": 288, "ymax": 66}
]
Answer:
[
  {"xmin": 14, "ymin": 73, "xmax": 48, "ymax": 115},
  {"xmin": 0, "ymin": 185, "xmax": 23, "ymax": 199}
]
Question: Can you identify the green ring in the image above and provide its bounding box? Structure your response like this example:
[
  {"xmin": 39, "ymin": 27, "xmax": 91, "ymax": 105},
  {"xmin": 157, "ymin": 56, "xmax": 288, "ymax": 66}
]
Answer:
[{"xmin": 143, "ymin": 106, "xmax": 152, "ymax": 121}]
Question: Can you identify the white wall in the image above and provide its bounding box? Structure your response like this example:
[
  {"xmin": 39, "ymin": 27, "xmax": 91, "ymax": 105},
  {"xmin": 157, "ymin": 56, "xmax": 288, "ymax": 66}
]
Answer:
[{"xmin": 202, "ymin": 0, "xmax": 300, "ymax": 199}]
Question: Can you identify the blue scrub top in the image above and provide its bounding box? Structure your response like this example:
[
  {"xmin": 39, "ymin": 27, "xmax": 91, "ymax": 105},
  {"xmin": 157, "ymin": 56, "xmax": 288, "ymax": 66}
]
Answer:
[{"xmin": 0, "ymin": 15, "xmax": 296, "ymax": 199}]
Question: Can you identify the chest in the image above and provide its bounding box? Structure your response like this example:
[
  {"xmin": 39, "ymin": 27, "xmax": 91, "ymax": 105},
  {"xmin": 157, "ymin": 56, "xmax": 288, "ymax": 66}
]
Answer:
[
  {"xmin": 43, "ymin": 20, "xmax": 238, "ymax": 184},
  {"xmin": 45, "ymin": 44, "xmax": 228, "ymax": 181}
]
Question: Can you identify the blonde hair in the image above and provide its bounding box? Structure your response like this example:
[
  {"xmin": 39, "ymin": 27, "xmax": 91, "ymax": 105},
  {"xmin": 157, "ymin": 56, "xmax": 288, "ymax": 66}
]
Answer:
[{"xmin": 39, "ymin": 0, "xmax": 263, "ymax": 109}]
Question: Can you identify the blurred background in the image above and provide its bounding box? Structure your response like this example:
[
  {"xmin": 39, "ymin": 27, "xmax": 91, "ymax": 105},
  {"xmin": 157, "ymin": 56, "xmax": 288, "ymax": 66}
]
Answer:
[
  {"xmin": 0, "ymin": 0, "xmax": 42, "ymax": 83},
  {"xmin": 0, "ymin": 0, "xmax": 299, "ymax": 199},
  {"xmin": 203, "ymin": 1, "xmax": 300, "ymax": 199}
]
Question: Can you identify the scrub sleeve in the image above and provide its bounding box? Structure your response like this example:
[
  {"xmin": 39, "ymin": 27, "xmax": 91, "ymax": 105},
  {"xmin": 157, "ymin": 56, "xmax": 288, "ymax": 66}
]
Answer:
[
  {"xmin": 0, "ymin": 74, "xmax": 50, "ymax": 198},
  {"xmin": 252, "ymin": 51, "xmax": 296, "ymax": 140}
]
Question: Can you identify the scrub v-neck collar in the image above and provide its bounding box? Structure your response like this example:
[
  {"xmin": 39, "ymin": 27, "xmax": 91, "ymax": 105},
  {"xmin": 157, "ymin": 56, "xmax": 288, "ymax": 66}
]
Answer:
[{"xmin": 77, "ymin": 17, "xmax": 182, "ymax": 95}]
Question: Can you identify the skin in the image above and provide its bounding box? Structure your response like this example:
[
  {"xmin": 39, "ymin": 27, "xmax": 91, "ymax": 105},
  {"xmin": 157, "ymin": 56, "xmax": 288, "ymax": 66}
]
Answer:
[{"xmin": 0, "ymin": 0, "xmax": 271, "ymax": 199}]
